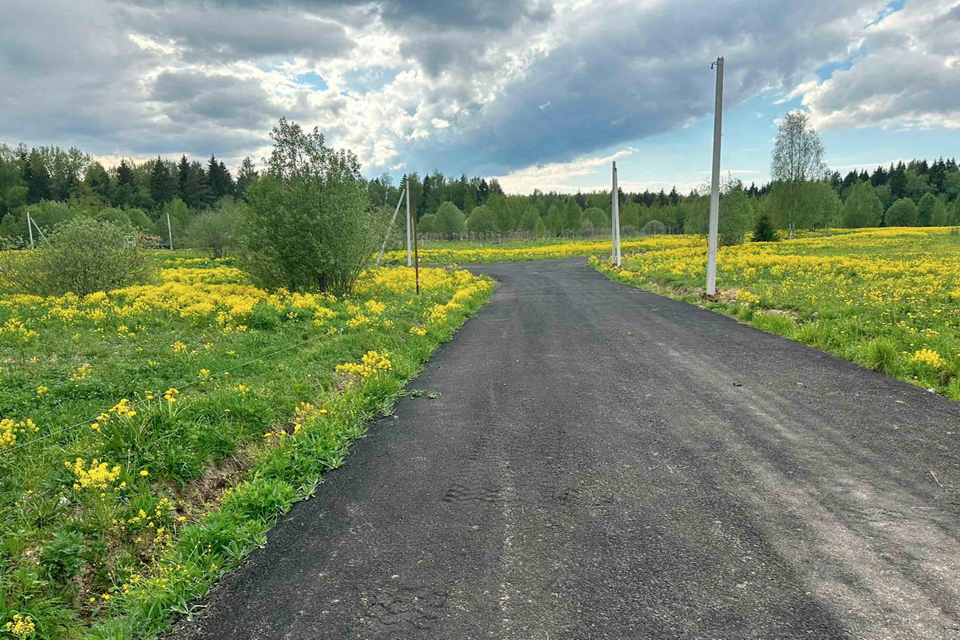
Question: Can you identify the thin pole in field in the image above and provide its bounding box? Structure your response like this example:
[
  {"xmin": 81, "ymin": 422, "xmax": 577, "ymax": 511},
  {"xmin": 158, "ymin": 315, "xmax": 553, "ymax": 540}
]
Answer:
[
  {"xmin": 611, "ymin": 161, "xmax": 621, "ymax": 267},
  {"xmin": 706, "ymin": 56, "xmax": 724, "ymax": 296},
  {"xmin": 27, "ymin": 211, "xmax": 34, "ymax": 249},
  {"xmin": 406, "ymin": 179, "xmax": 412, "ymax": 267},
  {"xmin": 412, "ymin": 203, "xmax": 420, "ymax": 295},
  {"xmin": 376, "ymin": 187, "xmax": 406, "ymax": 267},
  {"xmin": 166, "ymin": 211, "xmax": 174, "ymax": 250}
]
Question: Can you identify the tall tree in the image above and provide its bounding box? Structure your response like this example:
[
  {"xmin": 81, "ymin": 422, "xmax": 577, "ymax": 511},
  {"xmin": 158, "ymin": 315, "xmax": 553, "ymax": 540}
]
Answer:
[
  {"xmin": 149, "ymin": 156, "xmax": 176, "ymax": 208},
  {"xmin": 235, "ymin": 156, "xmax": 258, "ymax": 198},
  {"xmin": 888, "ymin": 162, "xmax": 907, "ymax": 198},
  {"xmin": 770, "ymin": 111, "xmax": 827, "ymax": 238},
  {"xmin": 25, "ymin": 148, "xmax": 51, "ymax": 204}
]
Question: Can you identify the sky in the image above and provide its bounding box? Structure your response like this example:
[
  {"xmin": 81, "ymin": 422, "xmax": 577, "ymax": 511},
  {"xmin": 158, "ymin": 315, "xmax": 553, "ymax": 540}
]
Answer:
[{"xmin": 0, "ymin": 0, "xmax": 958, "ymax": 195}]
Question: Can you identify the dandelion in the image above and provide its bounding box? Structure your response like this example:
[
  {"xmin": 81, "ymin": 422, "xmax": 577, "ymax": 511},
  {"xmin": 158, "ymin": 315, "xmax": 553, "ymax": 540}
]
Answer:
[
  {"xmin": 171, "ymin": 341, "xmax": 187, "ymax": 354},
  {"xmin": 140, "ymin": 470, "xmax": 149, "ymax": 477},
  {"xmin": 198, "ymin": 369, "xmax": 211, "ymax": 379},
  {"xmin": 36, "ymin": 385, "xmax": 49, "ymax": 397}
]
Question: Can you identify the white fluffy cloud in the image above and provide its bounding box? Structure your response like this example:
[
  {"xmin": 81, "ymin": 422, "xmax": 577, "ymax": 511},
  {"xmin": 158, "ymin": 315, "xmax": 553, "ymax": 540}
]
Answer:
[{"xmin": 797, "ymin": 0, "xmax": 960, "ymax": 131}]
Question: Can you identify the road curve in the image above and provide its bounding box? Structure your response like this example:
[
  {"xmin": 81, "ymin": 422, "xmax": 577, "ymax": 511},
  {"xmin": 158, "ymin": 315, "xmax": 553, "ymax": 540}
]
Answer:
[{"xmin": 171, "ymin": 257, "xmax": 960, "ymax": 640}]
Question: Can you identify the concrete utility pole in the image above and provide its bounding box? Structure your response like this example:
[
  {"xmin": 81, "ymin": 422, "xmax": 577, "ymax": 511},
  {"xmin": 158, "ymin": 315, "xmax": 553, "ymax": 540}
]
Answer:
[
  {"xmin": 706, "ymin": 56, "xmax": 724, "ymax": 296},
  {"xmin": 166, "ymin": 211, "xmax": 174, "ymax": 250},
  {"xmin": 406, "ymin": 179, "xmax": 412, "ymax": 267},
  {"xmin": 27, "ymin": 211, "xmax": 34, "ymax": 249},
  {"xmin": 376, "ymin": 188, "xmax": 406, "ymax": 267},
  {"xmin": 611, "ymin": 161, "xmax": 621, "ymax": 267}
]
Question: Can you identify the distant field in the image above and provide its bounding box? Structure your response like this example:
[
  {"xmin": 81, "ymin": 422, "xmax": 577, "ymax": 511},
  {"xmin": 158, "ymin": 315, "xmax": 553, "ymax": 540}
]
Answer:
[
  {"xmin": 380, "ymin": 234, "xmax": 685, "ymax": 265},
  {"xmin": 592, "ymin": 227, "xmax": 960, "ymax": 399},
  {"xmin": 0, "ymin": 254, "xmax": 491, "ymax": 638}
]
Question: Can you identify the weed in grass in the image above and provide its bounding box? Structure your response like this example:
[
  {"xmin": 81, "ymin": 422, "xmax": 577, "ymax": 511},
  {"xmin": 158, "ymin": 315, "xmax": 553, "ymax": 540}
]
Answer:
[{"xmin": 864, "ymin": 339, "xmax": 899, "ymax": 375}]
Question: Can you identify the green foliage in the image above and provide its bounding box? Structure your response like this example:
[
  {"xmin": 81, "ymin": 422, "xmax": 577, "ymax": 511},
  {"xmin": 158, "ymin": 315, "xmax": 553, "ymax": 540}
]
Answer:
[
  {"xmin": 242, "ymin": 118, "xmax": 377, "ymax": 293},
  {"xmin": 467, "ymin": 205, "xmax": 498, "ymax": 234},
  {"xmin": 752, "ymin": 213, "xmax": 779, "ymax": 242},
  {"xmin": 841, "ymin": 181, "xmax": 883, "ymax": 228},
  {"xmin": 917, "ymin": 193, "xmax": 937, "ymax": 226},
  {"xmin": 518, "ymin": 206, "xmax": 540, "ymax": 231},
  {"xmin": 583, "ymin": 207, "xmax": 608, "ymax": 230},
  {"xmin": 187, "ymin": 199, "xmax": 242, "ymax": 258},
  {"xmin": 885, "ymin": 197, "xmax": 919, "ymax": 227},
  {"xmin": 533, "ymin": 217, "xmax": 547, "ymax": 237},
  {"xmin": 39, "ymin": 531, "xmax": 86, "ymax": 582},
  {"xmin": 417, "ymin": 213, "xmax": 437, "ymax": 233},
  {"xmin": 562, "ymin": 198, "xmax": 582, "ymax": 232},
  {"xmin": 931, "ymin": 196, "xmax": 949, "ymax": 227},
  {"xmin": 864, "ymin": 338, "xmax": 898, "ymax": 375},
  {"xmin": 435, "ymin": 201, "xmax": 465, "ymax": 238},
  {"xmin": 3, "ymin": 217, "xmax": 150, "ymax": 295}
]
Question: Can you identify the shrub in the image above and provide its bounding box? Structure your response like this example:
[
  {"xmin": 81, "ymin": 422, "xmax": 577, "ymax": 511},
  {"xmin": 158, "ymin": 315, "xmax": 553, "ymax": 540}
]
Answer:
[
  {"xmin": 2, "ymin": 217, "xmax": 150, "ymax": 295},
  {"xmin": 187, "ymin": 199, "xmax": 242, "ymax": 258},
  {"xmin": 752, "ymin": 213, "xmax": 779, "ymax": 242},
  {"xmin": 884, "ymin": 198, "xmax": 919, "ymax": 227},
  {"xmin": 242, "ymin": 118, "xmax": 380, "ymax": 293},
  {"xmin": 417, "ymin": 213, "xmax": 437, "ymax": 234},
  {"xmin": 435, "ymin": 202, "xmax": 465, "ymax": 238},
  {"xmin": 467, "ymin": 205, "xmax": 498, "ymax": 234},
  {"xmin": 621, "ymin": 225, "xmax": 638, "ymax": 237}
]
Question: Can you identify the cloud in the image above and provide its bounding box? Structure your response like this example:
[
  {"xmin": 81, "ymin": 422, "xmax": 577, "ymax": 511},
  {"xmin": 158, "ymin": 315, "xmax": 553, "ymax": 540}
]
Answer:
[
  {"xmin": 0, "ymin": 0, "xmax": 956, "ymax": 184},
  {"xmin": 797, "ymin": 0, "xmax": 960, "ymax": 131},
  {"xmin": 490, "ymin": 148, "xmax": 636, "ymax": 193}
]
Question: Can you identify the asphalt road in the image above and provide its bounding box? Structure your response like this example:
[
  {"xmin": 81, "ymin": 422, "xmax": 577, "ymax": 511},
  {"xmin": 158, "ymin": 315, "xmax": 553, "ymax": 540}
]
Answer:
[{"xmin": 172, "ymin": 257, "xmax": 960, "ymax": 640}]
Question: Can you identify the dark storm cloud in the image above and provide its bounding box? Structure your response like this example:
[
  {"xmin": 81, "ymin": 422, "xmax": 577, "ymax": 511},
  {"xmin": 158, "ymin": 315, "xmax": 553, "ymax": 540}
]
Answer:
[
  {"xmin": 402, "ymin": 0, "xmax": 865, "ymax": 173},
  {"xmin": 151, "ymin": 70, "xmax": 280, "ymax": 129}
]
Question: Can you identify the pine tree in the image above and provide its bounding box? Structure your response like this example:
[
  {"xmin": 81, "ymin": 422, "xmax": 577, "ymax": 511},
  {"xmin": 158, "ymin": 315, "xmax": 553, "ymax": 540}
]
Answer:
[
  {"xmin": 178, "ymin": 155, "xmax": 191, "ymax": 200},
  {"xmin": 25, "ymin": 149, "xmax": 51, "ymax": 204},
  {"xmin": 889, "ymin": 162, "xmax": 907, "ymax": 198},
  {"xmin": 752, "ymin": 213, "xmax": 778, "ymax": 242},
  {"xmin": 149, "ymin": 157, "xmax": 176, "ymax": 208},
  {"xmin": 235, "ymin": 157, "xmax": 258, "ymax": 198}
]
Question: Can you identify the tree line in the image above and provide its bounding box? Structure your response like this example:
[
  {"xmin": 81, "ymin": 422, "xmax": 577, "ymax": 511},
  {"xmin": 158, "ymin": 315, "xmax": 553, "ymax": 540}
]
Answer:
[{"xmin": 2, "ymin": 117, "xmax": 959, "ymax": 251}]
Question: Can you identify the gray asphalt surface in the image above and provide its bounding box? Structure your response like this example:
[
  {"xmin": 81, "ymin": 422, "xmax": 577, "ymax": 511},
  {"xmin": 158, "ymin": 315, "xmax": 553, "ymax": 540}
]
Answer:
[{"xmin": 172, "ymin": 257, "xmax": 960, "ymax": 640}]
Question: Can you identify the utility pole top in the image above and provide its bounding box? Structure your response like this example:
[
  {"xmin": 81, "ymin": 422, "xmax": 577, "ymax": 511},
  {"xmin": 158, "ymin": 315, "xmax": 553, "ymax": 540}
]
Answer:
[{"xmin": 711, "ymin": 56, "xmax": 723, "ymax": 69}]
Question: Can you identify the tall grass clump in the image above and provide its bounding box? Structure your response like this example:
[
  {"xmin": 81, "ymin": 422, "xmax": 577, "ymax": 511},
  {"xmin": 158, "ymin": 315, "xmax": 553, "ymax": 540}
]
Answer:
[{"xmin": 863, "ymin": 338, "xmax": 898, "ymax": 375}]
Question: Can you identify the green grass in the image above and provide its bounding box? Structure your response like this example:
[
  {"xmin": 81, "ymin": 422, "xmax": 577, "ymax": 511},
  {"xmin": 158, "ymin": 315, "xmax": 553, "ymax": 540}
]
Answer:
[{"xmin": 0, "ymin": 256, "xmax": 492, "ymax": 639}]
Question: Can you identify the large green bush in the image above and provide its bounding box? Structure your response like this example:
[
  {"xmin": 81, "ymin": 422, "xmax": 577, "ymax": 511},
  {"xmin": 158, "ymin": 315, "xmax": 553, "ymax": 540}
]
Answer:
[
  {"xmin": 3, "ymin": 217, "xmax": 150, "ymax": 295},
  {"xmin": 435, "ymin": 201, "xmax": 465, "ymax": 238},
  {"xmin": 242, "ymin": 119, "xmax": 381, "ymax": 293},
  {"xmin": 885, "ymin": 198, "xmax": 919, "ymax": 227}
]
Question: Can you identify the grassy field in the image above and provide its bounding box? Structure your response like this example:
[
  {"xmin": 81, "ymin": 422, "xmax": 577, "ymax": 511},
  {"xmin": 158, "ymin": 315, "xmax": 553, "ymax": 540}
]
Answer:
[
  {"xmin": 590, "ymin": 227, "xmax": 960, "ymax": 399},
  {"xmin": 0, "ymin": 251, "xmax": 492, "ymax": 639},
  {"xmin": 380, "ymin": 234, "xmax": 673, "ymax": 265}
]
